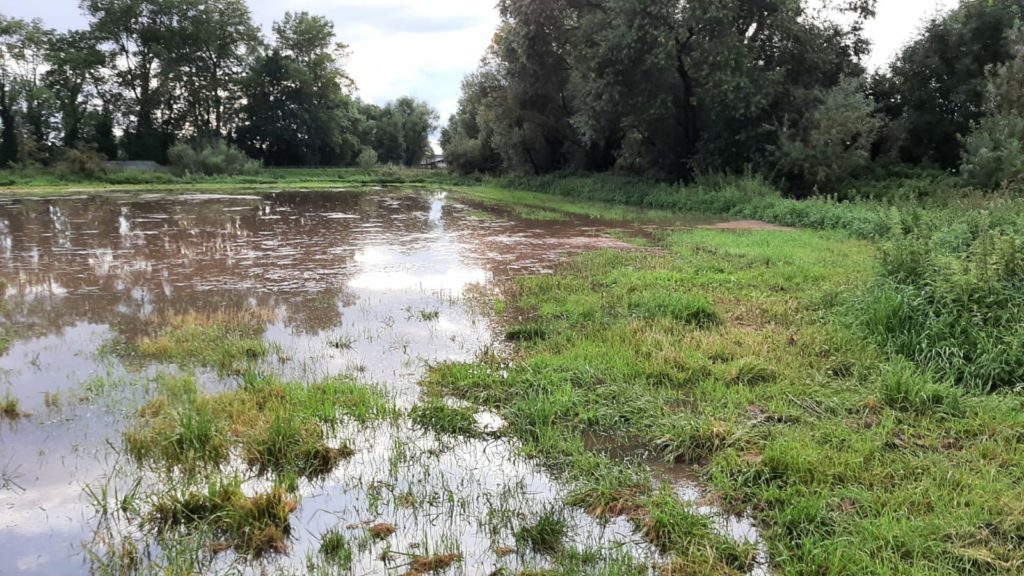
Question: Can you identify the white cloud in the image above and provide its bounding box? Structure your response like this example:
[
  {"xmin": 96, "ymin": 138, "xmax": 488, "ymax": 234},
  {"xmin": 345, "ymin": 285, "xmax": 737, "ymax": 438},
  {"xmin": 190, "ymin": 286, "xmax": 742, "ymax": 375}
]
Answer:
[{"xmin": 864, "ymin": 0, "xmax": 960, "ymax": 70}]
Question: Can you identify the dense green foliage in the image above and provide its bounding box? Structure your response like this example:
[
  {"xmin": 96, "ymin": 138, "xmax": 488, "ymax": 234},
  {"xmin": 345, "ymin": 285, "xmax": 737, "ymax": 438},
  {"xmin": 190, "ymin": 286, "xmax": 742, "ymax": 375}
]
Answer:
[
  {"xmin": 443, "ymin": 0, "xmax": 876, "ymax": 184},
  {"xmin": 0, "ymin": 3, "xmax": 437, "ymax": 168},
  {"xmin": 877, "ymin": 0, "xmax": 1024, "ymax": 169},
  {"xmin": 167, "ymin": 140, "xmax": 258, "ymax": 176},
  {"xmin": 443, "ymin": 0, "xmax": 1024, "ymax": 195}
]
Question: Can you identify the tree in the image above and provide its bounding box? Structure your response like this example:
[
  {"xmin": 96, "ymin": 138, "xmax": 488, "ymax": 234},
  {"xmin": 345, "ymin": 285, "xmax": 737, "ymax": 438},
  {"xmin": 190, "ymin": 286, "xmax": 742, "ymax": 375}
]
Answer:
[
  {"xmin": 961, "ymin": 26, "xmax": 1024, "ymax": 189},
  {"xmin": 450, "ymin": 0, "xmax": 875, "ymax": 181},
  {"xmin": 368, "ymin": 97, "xmax": 438, "ymax": 166},
  {"xmin": 82, "ymin": 0, "xmax": 177, "ymax": 161},
  {"xmin": 772, "ymin": 78, "xmax": 884, "ymax": 195},
  {"xmin": 0, "ymin": 17, "xmax": 24, "ymax": 167},
  {"xmin": 162, "ymin": 0, "xmax": 260, "ymax": 139},
  {"xmin": 0, "ymin": 16, "xmax": 61, "ymax": 165},
  {"xmin": 879, "ymin": 0, "xmax": 1024, "ymax": 168},
  {"xmin": 45, "ymin": 30, "xmax": 105, "ymax": 148},
  {"xmin": 441, "ymin": 72, "xmax": 503, "ymax": 174},
  {"xmin": 237, "ymin": 12, "xmax": 360, "ymax": 166}
]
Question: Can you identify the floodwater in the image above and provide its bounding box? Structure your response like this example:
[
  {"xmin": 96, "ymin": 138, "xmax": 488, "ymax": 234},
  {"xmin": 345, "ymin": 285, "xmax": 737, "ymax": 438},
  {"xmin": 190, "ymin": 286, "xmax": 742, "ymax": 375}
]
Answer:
[{"xmin": 0, "ymin": 189, "xmax": 762, "ymax": 575}]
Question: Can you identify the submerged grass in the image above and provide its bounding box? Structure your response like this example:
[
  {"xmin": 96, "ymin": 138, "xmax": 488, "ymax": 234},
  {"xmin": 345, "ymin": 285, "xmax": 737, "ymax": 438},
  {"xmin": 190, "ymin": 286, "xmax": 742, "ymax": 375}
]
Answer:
[
  {"xmin": 1, "ymin": 391, "xmax": 25, "ymax": 420},
  {"xmin": 425, "ymin": 224, "xmax": 1024, "ymax": 575},
  {"xmin": 102, "ymin": 371, "xmax": 394, "ymax": 567}
]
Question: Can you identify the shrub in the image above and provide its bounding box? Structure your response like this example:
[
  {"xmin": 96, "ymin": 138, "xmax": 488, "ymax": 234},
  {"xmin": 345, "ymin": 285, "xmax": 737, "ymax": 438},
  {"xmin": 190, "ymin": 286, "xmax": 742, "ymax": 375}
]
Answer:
[
  {"xmin": 53, "ymin": 147, "xmax": 107, "ymax": 180},
  {"xmin": 771, "ymin": 78, "xmax": 884, "ymax": 196},
  {"xmin": 167, "ymin": 140, "xmax": 259, "ymax": 176},
  {"xmin": 356, "ymin": 146, "xmax": 378, "ymax": 168},
  {"xmin": 960, "ymin": 114, "xmax": 1024, "ymax": 190}
]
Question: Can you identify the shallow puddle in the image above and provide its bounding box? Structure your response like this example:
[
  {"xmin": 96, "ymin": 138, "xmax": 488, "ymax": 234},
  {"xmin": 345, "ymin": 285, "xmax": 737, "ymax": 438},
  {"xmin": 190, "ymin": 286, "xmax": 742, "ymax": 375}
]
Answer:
[{"xmin": 0, "ymin": 189, "xmax": 744, "ymax": 574}]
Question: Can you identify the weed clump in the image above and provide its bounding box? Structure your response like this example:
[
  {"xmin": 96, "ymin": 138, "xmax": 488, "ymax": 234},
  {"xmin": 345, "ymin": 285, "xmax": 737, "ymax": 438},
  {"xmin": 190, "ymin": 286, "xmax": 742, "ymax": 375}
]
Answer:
[
  {"xmin": 638, "ymin": 491, "xmax": 754, "ymax": 571},
  {"xmin": 151, "ymin": 478, "xmax": 296, "ymax": 557},
  {"xmin": 726, "ymin": 358, "xmax": 778, "ymax": 386},
  {"xmin": 368, "ymin": 523, "xmax": 396, "ymax": 540},
  {"xmin": 876, "ymin": 360, "xmax": 963, "ymax": 416},
  {"xmin": 244, "ymin": 414, "xmax": 355, "ymax": 478},
  {"xmin": 628, "ymin": 292, "xmax": 720, "ymax": 327},
  {"xmin": 655, "ymin": 416, "xmax": 736, "ymax": 464},
  {"xmin": 1, "ymin": 392, "xmax": 25, "ymax": 420},
  {"xmin": 515, "ymin": 511, "xmax": 567, "ymax": 554},
  {"xmin": 862, "ymin": 230, "xmax": 1024, "ymax": 391},
  {"xmin": 408, "ymin": 553, "xmax": 462, "ymax": 573},
  {"xmin": 318, "ymin": 529, "xmax": 353, "ymax": 568},
  {"xmin": 505, "ymin": 323, "xmax": 548, "ymax": 343}
]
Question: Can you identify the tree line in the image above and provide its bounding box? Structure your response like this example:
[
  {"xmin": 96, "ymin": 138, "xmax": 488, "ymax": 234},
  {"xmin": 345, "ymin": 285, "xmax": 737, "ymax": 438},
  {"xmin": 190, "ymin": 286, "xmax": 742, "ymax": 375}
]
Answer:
[
  {"xmin": 441, "ymin": 0, "xmax": 1024, "ymax": 194},
  {"xmin": 0, "ymin": 0, "xmax": 439, "ymax": 170}
]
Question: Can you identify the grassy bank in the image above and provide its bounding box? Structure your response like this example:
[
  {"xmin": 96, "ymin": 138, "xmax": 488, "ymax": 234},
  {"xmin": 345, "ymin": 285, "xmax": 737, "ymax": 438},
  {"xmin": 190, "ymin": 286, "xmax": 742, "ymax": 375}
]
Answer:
[
  {"xmin": 426, "ymin": 225, "xmax": 1024, "ymax": 575},
  {"xmin": 0, "ymin": 166, "xmax": 467, "ymax": 194}
]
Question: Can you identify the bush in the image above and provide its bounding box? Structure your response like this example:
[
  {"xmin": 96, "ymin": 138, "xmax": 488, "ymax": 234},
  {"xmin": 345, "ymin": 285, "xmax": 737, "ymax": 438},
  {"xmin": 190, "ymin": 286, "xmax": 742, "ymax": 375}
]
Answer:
[
  {"xmin": 356, "ymin": 146, "xmax": 378, "ymax": 168},
  {"xmin": 53, "ymin": 147, "xmax": 108, "ymax": 180},
  {"xmin": 960, "ymin": 114, "xmax": 1024, "ymax": 190},
  {"xmin": 167, "ymin": 140, "xmax": 259, "ymax": 176},
  {"xmin": 771, "ymin": 79, "xmax": 883, "ymax": 196}
]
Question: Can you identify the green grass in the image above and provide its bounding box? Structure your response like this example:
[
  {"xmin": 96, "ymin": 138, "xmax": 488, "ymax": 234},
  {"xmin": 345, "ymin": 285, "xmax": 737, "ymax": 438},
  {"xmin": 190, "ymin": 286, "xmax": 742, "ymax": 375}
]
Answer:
[
  {"xmin": 409, "ymin": 399, "xmax": 482, "ymax": 439},
  {"xmin": 317, "ymin": 529, "xmax": 354, "ymax": 568},
  {"xmin": 111, "ymin": 309, "xmax": 276, "ymax": 373},
  {"xmin": 0, "ymin": 166, "xmax": 468, "ymax": 195},
  {"xmin": 1, "ymin": 391, "xmax": 24, "ymax": 420},
  {"xmin": 125, "ymin": 373, "xmax": 390, "ymax": 478},
  {"xmin": 425, "ymin": 225, "xmax": 1024, "ymax": 575},
  {"xmin": 515, "ymin": 510, "xmax": 569, "ymax": 554}
]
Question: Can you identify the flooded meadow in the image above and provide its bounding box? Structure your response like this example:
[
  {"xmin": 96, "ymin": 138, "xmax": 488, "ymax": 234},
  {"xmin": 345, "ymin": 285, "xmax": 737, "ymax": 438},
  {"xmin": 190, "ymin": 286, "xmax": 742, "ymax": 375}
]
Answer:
[{"xmin": 0, "ymin": 189, "xmax": 762, "ymax": 575}]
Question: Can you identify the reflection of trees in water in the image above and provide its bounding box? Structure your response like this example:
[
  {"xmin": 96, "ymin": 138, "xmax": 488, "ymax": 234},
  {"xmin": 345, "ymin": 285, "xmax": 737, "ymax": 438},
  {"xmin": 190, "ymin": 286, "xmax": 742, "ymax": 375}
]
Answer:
[
  {"xmin": 0, "ymin": 190, "xmax": 617, "ymax": 343},
  {"xmin": 0, "ymin": 192, "xmax": 432, "ymax": 340}
]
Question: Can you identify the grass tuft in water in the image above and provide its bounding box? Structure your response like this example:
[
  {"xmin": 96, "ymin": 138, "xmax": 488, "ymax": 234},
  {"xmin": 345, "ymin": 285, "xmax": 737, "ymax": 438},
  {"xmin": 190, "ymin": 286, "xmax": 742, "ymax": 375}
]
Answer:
[
  {"xmin": 151, "ymin": 478, "xmax": 296, "ymax": 558},
  {"xmin": 112, "ymin": 309, "xmax": 277, "ymax": 372},
  {"xmin": 408, "ymin": 553, "xmax": 463, "ymax": 574},
  {"xmin": 318, "ymin": 529, "xmax": 354, "ymax": 568},
  {"xmin": 1, "ymin": 391, "xmax": 25, "ymax": 420},
  {"xmin": 515, "ymin": 510, "xmax": 568, "ymax": 555},
  {"xmin": 126, "ymin": 373, "xmax": 390, "ymax": 478},
  {"xmin": 409, "ymin": 399, "xmax": 482, "ymax": 438}
]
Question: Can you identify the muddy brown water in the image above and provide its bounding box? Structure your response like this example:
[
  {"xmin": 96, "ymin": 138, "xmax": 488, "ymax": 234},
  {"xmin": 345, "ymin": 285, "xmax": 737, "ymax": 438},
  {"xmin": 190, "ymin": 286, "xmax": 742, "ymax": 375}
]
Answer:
[{"xmin": 0, "ymin": 189, "xmax": 762, "ymax": 575}]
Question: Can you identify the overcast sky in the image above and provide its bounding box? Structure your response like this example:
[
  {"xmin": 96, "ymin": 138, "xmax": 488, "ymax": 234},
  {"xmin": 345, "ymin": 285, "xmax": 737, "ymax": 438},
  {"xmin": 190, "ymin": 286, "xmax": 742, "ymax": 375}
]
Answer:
[{"xmin": 1, "ymin": 0, "xmax": 959, "ymax": 124}]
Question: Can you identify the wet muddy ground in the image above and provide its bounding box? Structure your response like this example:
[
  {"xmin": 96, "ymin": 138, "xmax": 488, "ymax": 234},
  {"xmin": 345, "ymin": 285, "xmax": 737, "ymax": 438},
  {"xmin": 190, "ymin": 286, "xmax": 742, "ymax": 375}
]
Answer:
[{"xmin": 0, "ymin": 189, "xmax": 763, "ymax": 575}]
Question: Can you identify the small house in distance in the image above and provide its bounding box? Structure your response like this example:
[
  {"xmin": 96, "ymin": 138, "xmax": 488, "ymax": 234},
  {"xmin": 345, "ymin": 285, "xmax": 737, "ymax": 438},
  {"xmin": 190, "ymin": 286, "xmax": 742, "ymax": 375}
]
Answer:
[{"xmin": 421, "ymin": 153, "xmax": 447, "ymax": 169}]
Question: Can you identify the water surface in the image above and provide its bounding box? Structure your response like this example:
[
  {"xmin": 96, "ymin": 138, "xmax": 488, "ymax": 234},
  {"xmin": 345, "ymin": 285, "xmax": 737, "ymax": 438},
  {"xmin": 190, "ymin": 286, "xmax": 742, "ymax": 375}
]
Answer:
[{"xmin": 0, "ymin": 189, "xmax": 757, "ymax": 575}]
